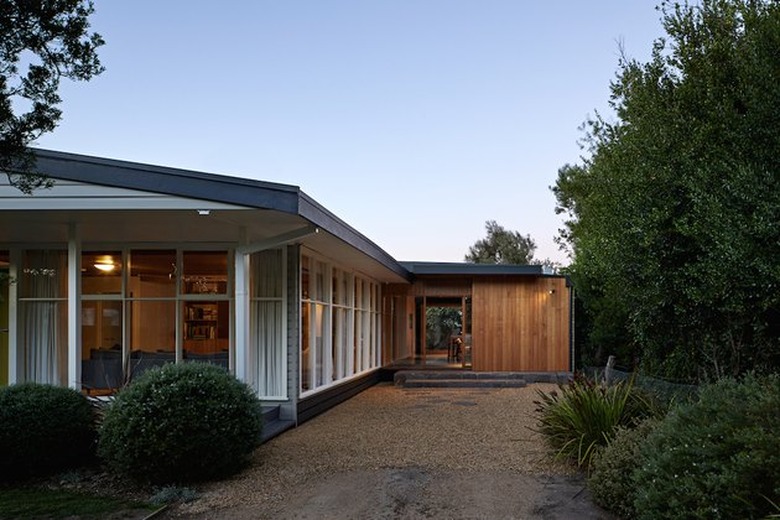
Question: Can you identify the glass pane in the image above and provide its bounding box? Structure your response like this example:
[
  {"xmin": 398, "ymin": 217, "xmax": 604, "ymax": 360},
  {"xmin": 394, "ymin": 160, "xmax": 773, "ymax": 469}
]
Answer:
[
  {"xmin": 301, "ymin": 255, "xmax": 310, "ymax": 300},
  {"xmin": 314, "ymin": 261, "xmax": 326, "ymax": 302},
  {"xmin": 81, "ymin": 300, "xmax": 123, "ymax": 392},
  {"xmin": 314, "ymin": 303, "xmax": 325, "ymax": 387},
  {"xmin": 251, "ymin": 249, "xmax": 282, "ymax": 299},
  {"xmin": 301, "ymin": 302, "xmax": 310, "ymax": 391},
  {"xmin": 19, "ymin": 300, "xmax": 68, "ymax": 385},
  {"xmin": 128, "ymin": 300, "xmax": 175, "ymax": 379},
  {"xmin": 82, "ymin": 252, "xmax": 122, "ymax": 295},
  {"xmin": 332, "ymin": 268, "xmax": 339, "ymax": 305},
  {"xmin": 129, "ymin": 250, "xmax": 176, "ymax": 298},
  {"xmin": 182, "ymin": 251, "xmax": 228, "ymax": 295},
  {"xmin": 183, "ymin": 301, "xmax": 229, "ymax": 368},
  {"xmin": 252, "ymin": 300, "xmax": 284, "ymax": 396},
  {"xmin": 20, "ymin": 250, "xmax": 67, "ymax": 299}
]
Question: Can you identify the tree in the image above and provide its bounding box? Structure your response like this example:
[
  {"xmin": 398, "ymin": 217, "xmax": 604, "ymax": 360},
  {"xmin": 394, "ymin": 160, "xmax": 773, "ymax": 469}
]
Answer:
[
  {"xmin": 1, "ymin": 0, "xmax": 104, "ymax": 193},
  {"xmin": 465, "ymin": 220, "xmax": 536, "ymax": 264},
  {"xmin": 553, "ymin": 0, "xmax": 780, "ymax": 380}
]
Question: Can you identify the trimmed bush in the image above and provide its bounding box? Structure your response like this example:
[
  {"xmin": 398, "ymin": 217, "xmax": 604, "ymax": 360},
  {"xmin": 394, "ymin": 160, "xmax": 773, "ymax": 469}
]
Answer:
[
  {"xmin": 534, "ymin": 373, "xmax": 660, "ymax": 467},
  {"xmin": 98, "ymin": 362, "xmax": 262, "ymax": 484},
  {"xmin": 633, "ymin": 374, "xmax": 780, "ymax": 520},
  {"xmin": 588, "ymin": 418, "xmax": 658, "ymax": 518},
  {"xmin": 0, "ymin": 383, "xmax": 96, "ymax": 481}
]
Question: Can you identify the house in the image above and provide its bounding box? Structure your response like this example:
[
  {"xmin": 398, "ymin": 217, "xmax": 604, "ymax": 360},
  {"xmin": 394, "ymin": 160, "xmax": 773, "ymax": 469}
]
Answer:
[{"xmin": 0, "ymin": 149, "xmax": 573, "ymax": 425}]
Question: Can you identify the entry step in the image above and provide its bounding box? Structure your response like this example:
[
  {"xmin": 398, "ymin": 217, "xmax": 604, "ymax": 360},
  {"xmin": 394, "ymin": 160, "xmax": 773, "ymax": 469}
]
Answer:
[
  {"xmin": 401, "ymin": 378, "xmax": 527, "ymax": 388},
  {"xmin": 394, "ymin": 370, "xmax": 528, "ymax": 388}
]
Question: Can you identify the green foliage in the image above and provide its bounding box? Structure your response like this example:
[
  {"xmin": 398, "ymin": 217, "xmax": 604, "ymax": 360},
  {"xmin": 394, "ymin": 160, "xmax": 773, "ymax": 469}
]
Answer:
[
  {"xmin": 633, "ymin": 374, "xmax": 780, "ymax": 520},
  {"xmin": 0, "ymin": 383, "xmax": 96, "ymax": 481},
  {"xmin": 465, "ymin": 220, "xmax": 536, "ymax": 264},
  {"xmin": 553, "ymin": 0, "xmax": 780, "ymax": 380},
  {"xmin": 0, "ymin": 487, "xmax": 153, "ymax": 519},
  {"xmin": 533, "ymin": 374, "xmax": 659, "ymax": 468},
  {"xmin": 588, "ymin": 418, "xmax": 659, "ymax": 519},
  {"xmin": 426, "ymin": 306, "xmax": 461, "ymax": 349},
  {"xmin": 0, "ymin": 0, "xmax": 104, "ymax": 193},
  {"xmin": 98, "ymin": 362, "xmax": 263, "ymax": 484}
]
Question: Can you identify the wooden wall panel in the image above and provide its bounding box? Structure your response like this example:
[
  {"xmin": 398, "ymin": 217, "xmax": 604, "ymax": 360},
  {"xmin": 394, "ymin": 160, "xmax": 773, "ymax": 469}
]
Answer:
[{"xmin": 472, "ymin": 277, "xmax": 570, "ymax": 372}]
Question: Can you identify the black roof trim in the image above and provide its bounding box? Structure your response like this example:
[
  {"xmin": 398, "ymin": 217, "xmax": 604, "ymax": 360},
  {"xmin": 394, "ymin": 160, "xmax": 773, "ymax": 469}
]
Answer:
[
  {"xmin": 298, "ymin": 193, "xmax": 410, "ymax": 280},
  {"xmin": 400, "ymin": 261, "xmax": 548, "ymax": 276},
  {"xmin": 31, "ymin": 149, "xmax": 301, "ymax": 212},
  {"xmin": 28, "ymin": 149, "xmax": 411, "ymax": 280}
]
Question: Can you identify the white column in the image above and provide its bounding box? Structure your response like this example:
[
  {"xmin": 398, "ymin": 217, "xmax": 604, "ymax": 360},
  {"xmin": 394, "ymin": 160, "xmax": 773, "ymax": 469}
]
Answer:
[
  {"xmin": 68, "ymin": 224, "xmax": 82, "ymax": 389},
  {"xmin": 234, "ymin": 251, "xmax": 250, "ymax": 384},
  {"xmin": 7, "ymin": 249, "xmax": 19, "ymax": 384}
]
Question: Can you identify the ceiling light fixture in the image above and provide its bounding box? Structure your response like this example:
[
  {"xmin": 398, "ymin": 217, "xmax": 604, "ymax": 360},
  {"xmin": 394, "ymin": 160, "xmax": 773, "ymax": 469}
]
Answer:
[{"xmin": 94, "ymin": 255, "xmax": 116, "ymax": 272}]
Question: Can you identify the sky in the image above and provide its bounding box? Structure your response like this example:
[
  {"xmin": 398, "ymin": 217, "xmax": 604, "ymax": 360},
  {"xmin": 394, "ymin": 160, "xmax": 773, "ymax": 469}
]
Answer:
[{"xmin": 38, "ymin": 1, "xmax": 665, "ymax": 265}]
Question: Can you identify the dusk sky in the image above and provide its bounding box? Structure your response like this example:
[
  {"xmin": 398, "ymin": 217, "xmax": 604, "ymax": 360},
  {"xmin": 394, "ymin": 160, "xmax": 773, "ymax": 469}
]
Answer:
[{"xmin": 38, "ymin": 1, "xmax": 664, "ymax": 265}]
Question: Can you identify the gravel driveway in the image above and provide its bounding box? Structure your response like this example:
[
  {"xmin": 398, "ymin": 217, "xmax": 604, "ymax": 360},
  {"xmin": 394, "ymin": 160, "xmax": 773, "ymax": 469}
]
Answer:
[{"xmin": 166, "ymin": 383, "xmax": 615, "ymax": 519}]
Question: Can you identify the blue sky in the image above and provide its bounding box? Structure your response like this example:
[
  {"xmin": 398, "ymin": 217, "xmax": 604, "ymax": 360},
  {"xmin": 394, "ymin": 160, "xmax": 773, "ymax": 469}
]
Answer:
[{"xmin": 39, "ymin": 1, "xmax": 663, "ymax": 265}]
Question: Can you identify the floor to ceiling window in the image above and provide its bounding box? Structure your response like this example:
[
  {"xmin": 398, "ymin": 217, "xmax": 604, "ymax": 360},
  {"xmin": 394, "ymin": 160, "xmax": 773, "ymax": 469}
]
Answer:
[
  {"xmin": 19, "ymin": 250, "xmax": 68, "ymax": 385},
  {"xmin": 79, "ymin": 248, "xmax": 231, "ymax": 393},
  {"xmin": 301, "ymin": 250, "xmax": 381, "ymax": 395},
  {"xmin": 250, "ymin": 248, "xmax": 286, "ymax": 398}
]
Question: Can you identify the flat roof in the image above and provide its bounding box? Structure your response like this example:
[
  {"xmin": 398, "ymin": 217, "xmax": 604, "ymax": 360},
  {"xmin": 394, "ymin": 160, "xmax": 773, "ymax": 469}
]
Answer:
[
  {"xmin": 24, "ymin": 149, "xmax": 411, "ymax": 281},
  {"xmin": 400, "ymin": 261, "xmax": 547, "ymax": 276}
]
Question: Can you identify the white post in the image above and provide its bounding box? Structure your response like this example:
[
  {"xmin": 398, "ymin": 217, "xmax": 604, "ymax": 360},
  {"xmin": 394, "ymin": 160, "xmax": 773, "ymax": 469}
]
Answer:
[
  {"xmin": 7, "ymin": 249, "xmax": 19, "ymax": 384},
  {"xmin": 68, "ymin": 224, "xmax": 82, "ymax": 389},
  {"xmin": 234, "ymin": 250, "xmax": 249, "ymax": 384}
]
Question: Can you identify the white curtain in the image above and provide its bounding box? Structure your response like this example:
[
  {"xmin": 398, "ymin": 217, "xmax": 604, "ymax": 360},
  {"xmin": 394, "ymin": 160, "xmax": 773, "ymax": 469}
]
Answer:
[
  {"xmin": 252, "ymin": 301, "xmax": 284, "ymax": 396},
  {"xmin": 20, "ymin": 250, "xmax": 66, "ymax": 385},
  {"xmin": 250, "ymin": 249, "xmax": 285, "ymax": 397}
]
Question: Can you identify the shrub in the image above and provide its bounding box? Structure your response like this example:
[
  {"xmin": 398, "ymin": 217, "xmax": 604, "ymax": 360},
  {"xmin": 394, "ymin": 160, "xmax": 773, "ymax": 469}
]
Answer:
[
  {"xmin": 633, "ymin": 374, "xmax": 780, "ymax": 520},
  {"xmin": 534, "ymin": 373, "xmax": 660, "ymax": 467},
  {"xmin": 0, "ymin": 383, "xmax": 96, "ymax": 481},
  {"xmin": 98, "ymin": 362, "xmax": 263, "ymax": 484},
  {"xmin": 588, "ymin": 418, "xmax": 659, "ymax": 518}
]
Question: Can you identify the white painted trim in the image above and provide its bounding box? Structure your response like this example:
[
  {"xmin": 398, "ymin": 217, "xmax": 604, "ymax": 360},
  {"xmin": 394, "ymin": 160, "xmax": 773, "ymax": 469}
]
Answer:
[{"xmin": 68, "ymin": 225, "xmax": 81, "ymax": 390}]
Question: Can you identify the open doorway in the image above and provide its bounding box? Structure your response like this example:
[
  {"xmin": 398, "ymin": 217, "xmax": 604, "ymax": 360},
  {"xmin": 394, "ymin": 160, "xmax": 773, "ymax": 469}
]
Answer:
[{"xmin": 415, "ymin": 296, "xmax": 472, "ymax": 368}]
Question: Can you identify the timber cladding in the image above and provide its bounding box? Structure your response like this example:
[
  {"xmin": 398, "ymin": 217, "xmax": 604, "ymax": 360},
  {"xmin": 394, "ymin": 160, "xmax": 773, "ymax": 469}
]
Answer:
[{"xmin": 472, "ymin": 276, "xmax": 570, "ymax": 372}]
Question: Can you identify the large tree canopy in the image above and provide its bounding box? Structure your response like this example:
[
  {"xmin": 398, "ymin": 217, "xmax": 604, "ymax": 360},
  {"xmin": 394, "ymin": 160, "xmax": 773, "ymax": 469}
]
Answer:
[
  {"xmin": 465, "ymin": 220, "xmax": 536, "ymax": 265},
  {"xmin": 554, "ymin": 0, "xmax": 780, "ymax": 380},
  {"xmin": 1, "ymin": 0, "xmax": 103, "ymax": 193}
]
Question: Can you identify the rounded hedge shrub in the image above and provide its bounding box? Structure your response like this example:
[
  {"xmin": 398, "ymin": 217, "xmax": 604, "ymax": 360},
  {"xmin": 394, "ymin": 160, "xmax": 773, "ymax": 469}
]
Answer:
[
  {"xmin": 98, "ymin": 362, "xmax": 263, "ymax": 484},
  {"xmin": 0, "ymin": 383, "xmax": 96, "ymax": 481},
  {"xmin": 588, "ymin": 418, "xmax": 658, "ymax": 519},
  {"xmin": 633, "ymin": 374, "xmax": 780, "ymax": 520}
]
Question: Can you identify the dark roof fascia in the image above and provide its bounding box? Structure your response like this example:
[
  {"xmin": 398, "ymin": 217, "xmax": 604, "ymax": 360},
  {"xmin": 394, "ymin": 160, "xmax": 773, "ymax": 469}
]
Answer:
[
  {"xmin": 29, "ymin": 148, "xmax": 301, "ymax": 213},
  {"xmin": 399, "ymin": 261, "xmax": 552, "ymax": 277},
  {"xmin": 26, "ymin": 148, "xmax": 412, "ymax": 281},
  {"xmin": 298, "ymin": 192, "xmax": 412, "ymax": 281}
]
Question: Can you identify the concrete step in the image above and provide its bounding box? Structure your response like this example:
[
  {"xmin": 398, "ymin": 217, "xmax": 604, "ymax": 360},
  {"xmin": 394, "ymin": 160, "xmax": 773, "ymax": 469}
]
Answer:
[
  {"xmin": 401, "ymin": 378, "xmax": 527, "ymax": 388},
  {"xmin": 260, "ymin": 405, "xmax": 295, "ymax": 443},
  {"xmin": 394, "ymin": 370, "xmax": 526, "ymax": 386}
]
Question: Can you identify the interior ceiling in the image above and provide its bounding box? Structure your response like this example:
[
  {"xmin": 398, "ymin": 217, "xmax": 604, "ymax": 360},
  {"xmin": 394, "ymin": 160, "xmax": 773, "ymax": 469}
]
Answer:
[{"xmin": 0, "ymin": 209, "xmax": 409, "ymax": 284}]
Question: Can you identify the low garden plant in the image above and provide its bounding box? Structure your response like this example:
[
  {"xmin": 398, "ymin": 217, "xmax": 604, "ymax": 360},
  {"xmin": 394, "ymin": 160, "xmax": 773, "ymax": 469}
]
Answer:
[
  {"xmin": 98, "ymin": 362, "xmax": 263, "ymax": 484},
  {"xmin": 534, "ymin": 373, "xmax": 660, "ymax": 468},
  {"xmin": 0, "ymin": 383, "xmax": 96, "ymax": 481},
  {"xmin": 588, "ymin": 418, "xmax": 659, "ymax": 518},
  {"xmin": 633, "ymin": 373, "xmax": 780, "ymax": 520}
]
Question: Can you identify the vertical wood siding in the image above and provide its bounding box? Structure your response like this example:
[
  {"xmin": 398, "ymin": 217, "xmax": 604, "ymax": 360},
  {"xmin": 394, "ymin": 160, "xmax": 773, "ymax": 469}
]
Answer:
[{"xmin": 472, "ymin": 277, "xmax": 570, "ymax": 371}]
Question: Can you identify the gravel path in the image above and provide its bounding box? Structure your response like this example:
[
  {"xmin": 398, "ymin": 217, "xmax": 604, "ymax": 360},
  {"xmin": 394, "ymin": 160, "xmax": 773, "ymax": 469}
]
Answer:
[{"xmin": 167, "ymin": 383, "xmax": 614, "ymax": 519}]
